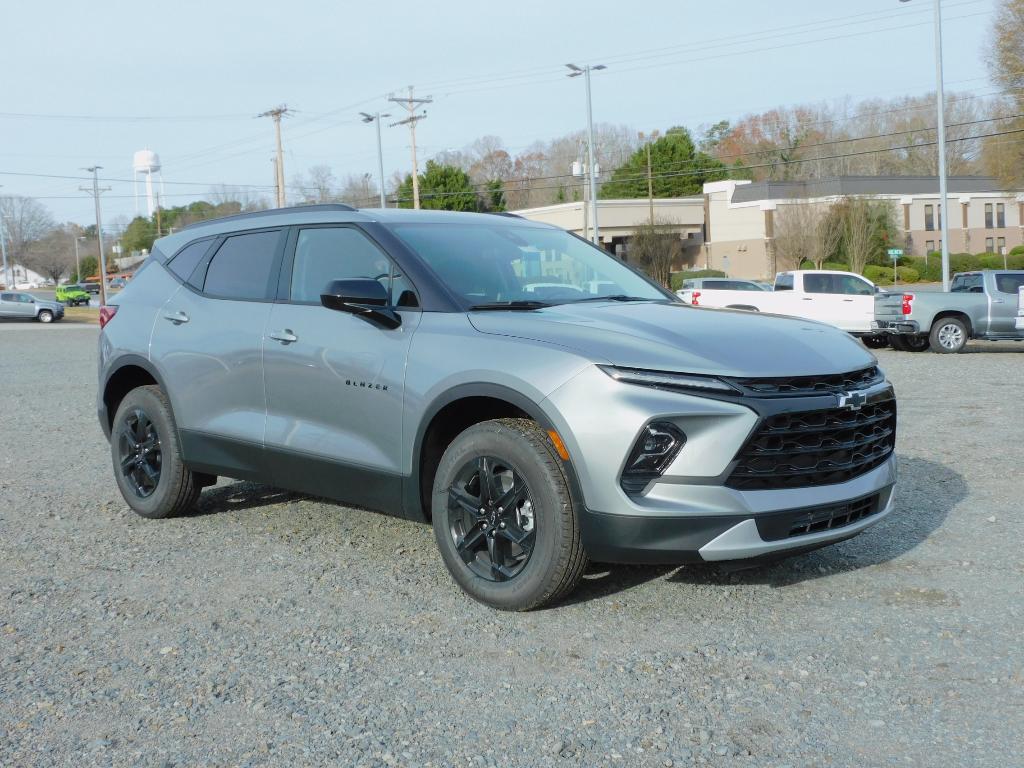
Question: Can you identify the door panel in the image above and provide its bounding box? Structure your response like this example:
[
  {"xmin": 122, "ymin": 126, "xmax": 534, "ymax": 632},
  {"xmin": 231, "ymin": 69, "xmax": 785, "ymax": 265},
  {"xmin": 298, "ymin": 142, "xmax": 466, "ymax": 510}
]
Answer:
[
  {"xmin": 988, "ymin": 273, "xmax": 1024, "ymax": 335},
  {"xmin": 150, "ymin": 285, "xmax": 273, "ymax": 448},
  {"xmin": 262, "ymin": 303, "xmax": 420, "ymax": 478}
]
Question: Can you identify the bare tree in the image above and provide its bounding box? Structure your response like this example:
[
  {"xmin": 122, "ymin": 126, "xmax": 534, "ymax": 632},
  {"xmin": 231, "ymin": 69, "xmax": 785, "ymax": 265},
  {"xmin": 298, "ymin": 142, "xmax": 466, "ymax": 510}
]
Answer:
[
  {"xmin": 337, "ymin": 173, "xmax": 377, "ymax": 207},
  {"xmin": 841, "ymin": 197, "xmax": 877, "ymax": 275},
  {"xmin": 23, "ymin": 225, "xmax": 75, "ymax": 285},
  {"xmin": 772, "ymin": 202, "xmax": 817, "ymax": 270},
  {"xmin": 812, "ymin": 204, "xmax": 844, "ymax": 269},
  {"xmin": 627, "ymin": 219, "xmax": 682, "ymax": 288},
  {"xmin": 0, "ymin": 196, "xmax": 54, "ymax": 264}
]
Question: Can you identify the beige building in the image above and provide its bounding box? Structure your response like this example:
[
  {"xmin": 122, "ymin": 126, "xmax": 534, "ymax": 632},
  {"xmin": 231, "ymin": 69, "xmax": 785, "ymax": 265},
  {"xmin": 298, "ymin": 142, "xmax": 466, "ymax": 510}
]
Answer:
[
  {"xmin": 516, "ymin": 197, "xmax": 705, "ymax": 265},
  {"xmin": 702, "ymin": 176, "xmax": 1024, "ymax": 280}
]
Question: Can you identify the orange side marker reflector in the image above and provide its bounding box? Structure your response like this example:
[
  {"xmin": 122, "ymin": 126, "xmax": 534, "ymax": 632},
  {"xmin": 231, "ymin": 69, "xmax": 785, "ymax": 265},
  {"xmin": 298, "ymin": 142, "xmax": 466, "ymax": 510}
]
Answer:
[{"xmin": 547, "ymin": 430, "xmax": 570, "ymax": 461}]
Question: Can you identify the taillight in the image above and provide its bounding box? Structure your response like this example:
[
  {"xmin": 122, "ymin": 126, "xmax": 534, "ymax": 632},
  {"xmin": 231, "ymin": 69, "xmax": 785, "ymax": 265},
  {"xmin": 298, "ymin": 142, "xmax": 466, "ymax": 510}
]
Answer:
[
  {"xmin": 901, "ymin": 293, "xmax": 914, "ymax": 316},
  {"xmin": 691, "ymin": 290, "xmax": 701, "ymax": 306},
  {"xmin": 99, "ymin": 305, "xmax": 119, "ymax": 328}
]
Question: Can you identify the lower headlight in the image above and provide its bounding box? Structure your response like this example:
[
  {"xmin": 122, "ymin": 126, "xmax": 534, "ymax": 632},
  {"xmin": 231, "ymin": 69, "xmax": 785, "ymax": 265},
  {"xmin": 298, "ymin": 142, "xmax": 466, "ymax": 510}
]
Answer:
[{"xmin": 624, "ymin": 421, "xmax": 686, "ymax": 477}]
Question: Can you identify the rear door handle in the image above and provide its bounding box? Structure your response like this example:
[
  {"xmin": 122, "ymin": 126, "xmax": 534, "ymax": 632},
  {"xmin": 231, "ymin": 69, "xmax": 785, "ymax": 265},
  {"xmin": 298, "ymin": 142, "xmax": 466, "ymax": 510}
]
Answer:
[
  {"xmin": 992, "ymin": 298, "xmax": 1005, "ymax": 304},
  {"xmin": 842, "ymin": 298, "xmax": 854, "ymax": 302},
  {"xmin": 162, "ymin": 310, "xmax": 189, "ymax": 325},
  {"xmin": 801, "ymin": 297, "xmax": 813, "ymax": 301},
  {"xmin": 268, "ymin": 329, "xmax": 298, "ymax": 344}
]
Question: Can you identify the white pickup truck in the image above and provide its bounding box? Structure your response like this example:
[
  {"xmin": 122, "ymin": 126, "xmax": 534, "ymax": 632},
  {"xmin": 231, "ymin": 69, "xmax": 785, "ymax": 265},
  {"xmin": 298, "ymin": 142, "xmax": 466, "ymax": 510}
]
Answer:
[{"xmin": 678, "ymin": 269, "xmax": 882, "ymax": 339}]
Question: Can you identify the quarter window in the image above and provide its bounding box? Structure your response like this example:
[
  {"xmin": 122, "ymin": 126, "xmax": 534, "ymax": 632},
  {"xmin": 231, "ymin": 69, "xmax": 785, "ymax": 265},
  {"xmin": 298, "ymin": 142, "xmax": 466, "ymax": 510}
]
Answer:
[
  {"xmin": 995, "ymin": 273, "xmax": 1024, "ymax": 294},
  {"xmin": 167, "ymin": 240, "xmax": 211, "ymax": 282},
  {"xmin": 290, "ymin": 227, "xmax": 400, "ymax": 304},
  {"xmin": 203, "ymin": 230, "xmax": 281, "ymax": 300}
]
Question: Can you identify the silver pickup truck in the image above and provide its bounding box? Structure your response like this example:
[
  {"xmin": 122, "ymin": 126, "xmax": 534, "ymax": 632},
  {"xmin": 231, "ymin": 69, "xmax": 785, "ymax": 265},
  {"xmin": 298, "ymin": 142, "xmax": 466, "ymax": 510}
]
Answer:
[{"xmin": 873, "ymin": 270, "xmax": 1024, "ymax": 353}]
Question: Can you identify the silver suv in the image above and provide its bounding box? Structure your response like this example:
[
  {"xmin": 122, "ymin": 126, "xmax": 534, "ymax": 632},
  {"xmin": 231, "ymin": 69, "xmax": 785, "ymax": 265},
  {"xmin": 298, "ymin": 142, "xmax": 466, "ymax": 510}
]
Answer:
[{"xmin": 98, "ymin": 205, "xmax": 898, "ymax": 610}]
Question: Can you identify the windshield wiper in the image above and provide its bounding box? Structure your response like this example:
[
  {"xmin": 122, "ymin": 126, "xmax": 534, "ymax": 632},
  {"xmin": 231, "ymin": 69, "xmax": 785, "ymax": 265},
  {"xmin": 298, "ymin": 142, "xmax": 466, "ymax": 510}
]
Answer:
[
  {"xmin": 468, "ymin": 300, "xmax": 551, "ymax": 311},
  {"xmin": 570, "ymin": 295, "xmax": 653, "ymax": 303}
]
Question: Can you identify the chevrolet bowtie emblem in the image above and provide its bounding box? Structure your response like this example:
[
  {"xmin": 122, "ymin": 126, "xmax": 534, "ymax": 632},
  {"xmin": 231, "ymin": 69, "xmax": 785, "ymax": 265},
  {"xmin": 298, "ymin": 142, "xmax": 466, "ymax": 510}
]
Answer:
[{"xmin": 837, "ymin": 391, "xmax": 867, "ymax": 411}]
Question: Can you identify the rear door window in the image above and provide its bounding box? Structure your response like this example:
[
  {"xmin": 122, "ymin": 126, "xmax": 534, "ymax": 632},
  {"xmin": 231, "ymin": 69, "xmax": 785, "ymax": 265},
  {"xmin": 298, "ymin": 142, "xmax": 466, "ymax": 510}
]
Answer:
[
  {"xmin": 951, "ymin": 274, "xmax": 983, "ymax": 293},
  {"xmin": 202, "ymin": 230, "xmax": 282, "ymax": 300},
  {"xmin": 994, "ymin": 273, "xmax": 1024, "ymax": 294},
  {"xmin": 803, "ymin": 274, "xmax": 837, "ymax": 294}
]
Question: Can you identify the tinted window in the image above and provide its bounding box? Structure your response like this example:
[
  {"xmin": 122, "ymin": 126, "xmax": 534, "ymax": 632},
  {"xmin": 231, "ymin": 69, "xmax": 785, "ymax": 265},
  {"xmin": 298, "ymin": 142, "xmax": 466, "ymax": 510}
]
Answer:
[
  {"xmin": 0, "ymin": 293, "xmax": 13, "ymax": 301},
  {"xmin": 167, "ymin": 240, "xmax": 211, "ymax": 282},
  {"xmin": 291, "ymin": 228, "xmax": 395, "ymax": 303},
  {"xmin": 203, "ymin": 231, "xmax": 280, "ymax": 300},
  {"xmin": 702, "ymin": 280, "xmax": 730, "ymax": 290},
  {"xmin": 951, "ymin": 274, "xmax": 983, "ymax": 293},
  {"xmin": 840, "ymin": 276, "xmax": 873, "ymax": 295},
  {"xmin": 775, "ymin": 274, "xmax": 794, "ymax": 291},
  {"xmin": 803, "ymin": 274, "xmax": 836, "ymax": 294},
  {"xmin": 995, "ymin": 273, "xmax": 1024, "ymax": 294}
]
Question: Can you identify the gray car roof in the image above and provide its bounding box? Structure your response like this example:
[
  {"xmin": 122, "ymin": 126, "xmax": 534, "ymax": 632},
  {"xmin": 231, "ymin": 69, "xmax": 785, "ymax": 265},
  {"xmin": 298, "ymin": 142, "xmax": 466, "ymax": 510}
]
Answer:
[{"xmin": 153, "ymin": 206, "xmax": 553, "ymax": 256}]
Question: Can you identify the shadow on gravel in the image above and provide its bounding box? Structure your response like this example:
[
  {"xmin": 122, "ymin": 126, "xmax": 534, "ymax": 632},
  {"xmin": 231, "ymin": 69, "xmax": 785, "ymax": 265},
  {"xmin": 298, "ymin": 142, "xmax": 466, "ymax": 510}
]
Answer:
[
  {"xmin": 664, "ymin": 456, "xmax": 964, "ymax": 590},
  {"xmin": 188, "ymin": 481, "xmax": 305, "ymax": 517}
]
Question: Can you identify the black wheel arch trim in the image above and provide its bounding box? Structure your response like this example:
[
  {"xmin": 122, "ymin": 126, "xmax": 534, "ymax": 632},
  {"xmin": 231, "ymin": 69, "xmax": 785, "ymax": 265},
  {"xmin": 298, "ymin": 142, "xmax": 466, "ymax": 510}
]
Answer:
[
  {"xmin": 405, "ymin": 382, "xmax": 588, "ymax": 521},
  {"xmin": 99, "ymin": 354, "xmax": 172, "ymax": 440}
]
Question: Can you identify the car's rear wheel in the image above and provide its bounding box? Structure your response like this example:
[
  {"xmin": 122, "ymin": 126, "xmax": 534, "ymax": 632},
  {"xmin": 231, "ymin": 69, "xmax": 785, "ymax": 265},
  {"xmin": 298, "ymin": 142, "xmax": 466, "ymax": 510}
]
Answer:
[
  {"xmin": 890, "ymin": 334, "xmax": 930, "ymax": 352},
  {"xmin": 111, "ymin": 385, "xmax": 201, "ymax": 519},
  {"xmin": 37, "ymin": 310, "xmax": 53, "ymax": 323},
  {"xmin": 930, "ymin": 317, "xmax": 968, "ymax": 353},
  {"xmin": 431, "ymin": 418, "xmax": 587, "ymax": 611}
]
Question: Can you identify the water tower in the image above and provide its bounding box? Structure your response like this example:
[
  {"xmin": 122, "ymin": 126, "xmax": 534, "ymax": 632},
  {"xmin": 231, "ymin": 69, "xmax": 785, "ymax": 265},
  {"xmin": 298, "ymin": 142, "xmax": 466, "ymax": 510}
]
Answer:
[{"xmin": 132, "ymin": 149, "xmax": 164, "ymax": 216}]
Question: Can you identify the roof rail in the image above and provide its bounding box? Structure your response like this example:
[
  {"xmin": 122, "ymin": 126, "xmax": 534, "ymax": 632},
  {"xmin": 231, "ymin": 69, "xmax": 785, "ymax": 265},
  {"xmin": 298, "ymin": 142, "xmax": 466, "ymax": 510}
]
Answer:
[{"xmin": 179, "ymin": 203, "xmax": 358, "ymax": 231}]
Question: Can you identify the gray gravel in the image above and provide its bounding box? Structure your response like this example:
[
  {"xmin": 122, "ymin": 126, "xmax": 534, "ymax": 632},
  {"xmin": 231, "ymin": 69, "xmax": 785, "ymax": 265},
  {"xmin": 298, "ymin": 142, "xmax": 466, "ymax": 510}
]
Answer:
[{"xmin": 1, "ymin": 326, "xmax": 1021, "ymax": 767}]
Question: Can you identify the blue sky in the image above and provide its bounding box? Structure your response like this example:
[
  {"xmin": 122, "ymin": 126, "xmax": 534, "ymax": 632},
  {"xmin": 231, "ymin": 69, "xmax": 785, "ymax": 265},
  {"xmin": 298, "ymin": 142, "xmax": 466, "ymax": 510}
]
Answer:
[{"xmin": 0, "ymin": 0, "xmax": 998, "ymax": 226}]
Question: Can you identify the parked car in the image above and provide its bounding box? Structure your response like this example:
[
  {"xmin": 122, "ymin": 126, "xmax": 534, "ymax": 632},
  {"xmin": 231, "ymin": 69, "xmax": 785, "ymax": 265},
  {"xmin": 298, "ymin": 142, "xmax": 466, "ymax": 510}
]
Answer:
[
  {"xmin": 98, "ymin": 205, "xmax": 898, "ymax": 610},
  {"xmin": 677, "ymin": 270, "xmax": 887, "ymax": 345},
  {"xmin": 873, "ymin": 270, "xmax": 1024, "ymax": 353},
  {"xmin": 675, "ymin": 277, "xmax": 769, "ymax": 303},
  {"xmin": 109, "ymin": 278, "xmax": 127, "ymax": 290},
  {"xmin": 0, "ymin": 291, "xmax": 65, "ymax": 322},
  {"xmin": 82, "ymin": 282, "xmax": 101, "ymax": 295},
  {"xmin": 56, "ymin": 284, "xmax": 91, "ymax": 306}
]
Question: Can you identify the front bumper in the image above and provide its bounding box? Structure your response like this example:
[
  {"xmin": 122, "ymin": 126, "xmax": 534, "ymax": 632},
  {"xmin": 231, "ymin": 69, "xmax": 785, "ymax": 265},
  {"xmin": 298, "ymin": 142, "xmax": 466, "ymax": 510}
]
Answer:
[
  {"xmin": 872, "ymin": 319, "xmax": 919, "ymax": 334},
  {"xmin": 580, "ymin": 459, "xmax": 896, "ymax": 564}
]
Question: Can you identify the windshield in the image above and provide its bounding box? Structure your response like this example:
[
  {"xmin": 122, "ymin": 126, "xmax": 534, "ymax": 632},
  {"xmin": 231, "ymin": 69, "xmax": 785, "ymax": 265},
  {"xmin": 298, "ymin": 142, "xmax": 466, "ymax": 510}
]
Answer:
[{"xmin": 387, "ymin": 222, "xmax": 668, "ymax": 306}]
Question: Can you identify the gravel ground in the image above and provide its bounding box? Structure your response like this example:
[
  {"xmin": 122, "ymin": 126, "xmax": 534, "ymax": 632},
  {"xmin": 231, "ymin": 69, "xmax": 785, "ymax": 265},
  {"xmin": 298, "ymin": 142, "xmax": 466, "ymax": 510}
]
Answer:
[{"xmin": 1, "ymin": 326, "xmax": 1021, "ymax": 768}]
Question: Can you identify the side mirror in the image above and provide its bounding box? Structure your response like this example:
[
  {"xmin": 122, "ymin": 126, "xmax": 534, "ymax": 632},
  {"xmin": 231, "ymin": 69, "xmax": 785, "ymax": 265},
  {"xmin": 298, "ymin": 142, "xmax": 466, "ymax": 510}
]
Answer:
[{"xmin": 320, "ymin": 278, "xmax": 401, "ymax": 329}]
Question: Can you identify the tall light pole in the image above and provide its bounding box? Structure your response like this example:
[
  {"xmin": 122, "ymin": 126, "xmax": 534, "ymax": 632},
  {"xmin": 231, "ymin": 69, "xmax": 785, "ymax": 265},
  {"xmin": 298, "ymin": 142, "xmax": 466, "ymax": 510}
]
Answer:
[
  {"xmin": 901, "ymin": 0, "xmax": 949, "ymax": 290},
  {"xmin": 566, "ymin": 64, "xmax": 606, "ymax": 247},
  {"xmin": 360, "ymin": 112, "xmax": 391, "ymax": 207},
  {"xmin": 73, "ymin": 235, "xmax": 86, "ymax": 283}
]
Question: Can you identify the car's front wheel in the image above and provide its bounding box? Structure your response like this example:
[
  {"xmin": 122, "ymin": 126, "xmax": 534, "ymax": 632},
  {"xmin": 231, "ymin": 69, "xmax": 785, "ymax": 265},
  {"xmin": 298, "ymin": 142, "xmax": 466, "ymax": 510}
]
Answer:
[
  {"xmin": 37, "ymin": 310, "xmax": 53, "ymax": 323},
  {"xmin": 432, "ymin": 418, "xmax": 587, "ymax": 611},
  {"xmin": 110, "ymin": 385, "xmax": 201, "ymax": 519}
]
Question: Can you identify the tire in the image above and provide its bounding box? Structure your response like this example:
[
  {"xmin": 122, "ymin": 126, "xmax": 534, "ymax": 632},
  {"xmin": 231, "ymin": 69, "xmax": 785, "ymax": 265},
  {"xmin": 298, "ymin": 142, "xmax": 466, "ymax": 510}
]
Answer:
[
  {"xmin": 37, "ymin": 310, "xmax": 53, "ymax": 323},
  {"xmin": 861, "ymin": 334, "xmax": 889, "ymax": 349},
  {"xmin": 431, "ymin": 418, "xmax": 587, "ymax": 611},
  {"xmin": 890, "ymin": 334, "xmax": 930, "ymax": 352},
  {"xmin": 110, "ymin": 385, "xmax": 201, "ymax": 519},
  {"xmin": 930, "ymin": 317, "xmax": 968, "ymax": 353}
]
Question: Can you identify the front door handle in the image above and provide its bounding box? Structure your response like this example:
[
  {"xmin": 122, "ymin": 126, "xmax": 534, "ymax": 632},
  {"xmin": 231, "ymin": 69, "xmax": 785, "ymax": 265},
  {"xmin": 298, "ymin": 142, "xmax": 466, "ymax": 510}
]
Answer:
[
  {"xmin": 842, "ymin": 298, "xmax": 854, "ymax": 302},
  {"xmin": 163, "ymin": 310, "xmax": 189, "ymax": 325},
  {"xmin": 992, "ymin": 298, "xmax": 1005, "ymax": 304},
  {"xmin": 268, "ymin": 329, "xmax": 298, "ymax": 344},
  {"xmin": 801, "ymin": 297, "xmax": 813, "ymax": 301}
]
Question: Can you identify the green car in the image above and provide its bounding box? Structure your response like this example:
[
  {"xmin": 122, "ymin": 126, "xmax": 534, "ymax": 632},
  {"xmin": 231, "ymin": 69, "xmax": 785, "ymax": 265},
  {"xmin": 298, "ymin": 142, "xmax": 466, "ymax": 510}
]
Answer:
[{"xmin": 56, "ymin": 284, "xmax": 91, "ymax": 306}]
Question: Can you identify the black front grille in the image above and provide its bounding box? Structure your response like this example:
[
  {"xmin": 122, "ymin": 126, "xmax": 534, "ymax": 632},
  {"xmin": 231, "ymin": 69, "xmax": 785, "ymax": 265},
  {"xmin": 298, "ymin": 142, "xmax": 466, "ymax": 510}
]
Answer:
[
  {"xmin": 731, "ymin": 366, "xmax": 883, "ymax": 397},
  {"xmin": 726, "ymin": 399, "xmax": 896, "ymax": 491},
  {"xmin": 755, "ymin": 494, "xmax": 881, "ymax": 541}
]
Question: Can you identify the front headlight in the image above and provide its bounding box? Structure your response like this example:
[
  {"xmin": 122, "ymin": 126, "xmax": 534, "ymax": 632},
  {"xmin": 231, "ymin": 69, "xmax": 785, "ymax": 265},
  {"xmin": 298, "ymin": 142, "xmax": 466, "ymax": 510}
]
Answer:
[{"xmin": 598, "ymin": 365, "xmax": 739, "ymax": 395}]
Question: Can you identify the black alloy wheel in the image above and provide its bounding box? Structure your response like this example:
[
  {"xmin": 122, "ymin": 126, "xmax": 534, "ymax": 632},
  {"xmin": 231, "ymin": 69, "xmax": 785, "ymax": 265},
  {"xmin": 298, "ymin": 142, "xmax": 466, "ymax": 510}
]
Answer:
[
  {"xmin": 447, "ymin": 456, "xmax": 537, "ymax": 582},
  {"xmin": 117, "ymin": 408, "xmax": 162, "ymax": 498}
]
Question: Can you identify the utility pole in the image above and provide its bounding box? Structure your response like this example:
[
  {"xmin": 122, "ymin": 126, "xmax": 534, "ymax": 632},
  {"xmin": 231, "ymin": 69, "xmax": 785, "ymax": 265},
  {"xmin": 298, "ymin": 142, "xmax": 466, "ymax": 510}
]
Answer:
[
  {"xmin": 360, "ymin": 112, "xmax": 391, "ymax": 208},
  {"xmin": 0, "ymin": 184, "xmax": 8, "ymax": 289},
  {"xmin": 388, "ymin": 87, "xmax": 432, "ymax": 209},
  {"xmin": 567, "ymin": 64, "xmax": 607, "ymax": 247},
  {"xmin": 73, "ymin": 235, "xmax": 85, "ymax": 283},
  {"xmin": 259, "ymin": 105, "xmax": 291, "ymax": 208},
  {"xmin": 80, "ymin": 166, "xmax": 111, "ymax": 306},
  {"xmin": 639, "ymin": 130, "xmax": 658, "ymax": 226}
]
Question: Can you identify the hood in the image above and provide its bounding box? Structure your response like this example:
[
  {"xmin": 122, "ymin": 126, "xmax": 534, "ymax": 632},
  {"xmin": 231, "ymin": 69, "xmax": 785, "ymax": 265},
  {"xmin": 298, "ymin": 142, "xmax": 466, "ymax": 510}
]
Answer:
[
  {"xmin": 36, "ymin": 299, "xmax": 64, "ymax": 310},
  {"xmin": 468, "ymin": 301, "xmax": 874, "ymax": 378}
]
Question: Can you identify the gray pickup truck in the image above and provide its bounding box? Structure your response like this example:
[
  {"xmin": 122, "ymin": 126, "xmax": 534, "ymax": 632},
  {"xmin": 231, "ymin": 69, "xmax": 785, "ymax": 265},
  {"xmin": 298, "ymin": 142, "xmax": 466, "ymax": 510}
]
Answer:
[{"xmin": 873, "ymin": 270, "xmax": 1024, "ymax": 353}]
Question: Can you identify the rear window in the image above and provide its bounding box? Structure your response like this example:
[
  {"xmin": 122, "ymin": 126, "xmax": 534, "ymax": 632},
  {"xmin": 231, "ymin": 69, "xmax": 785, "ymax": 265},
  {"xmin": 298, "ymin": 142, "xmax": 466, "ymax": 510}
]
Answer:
[
  {"xmin": 994, "ymin": 273, "xmax": 1024, "ymax": 294},
  {"xmin": 203, "ymin": 231, "xmax": 281, "ymax": 300}
]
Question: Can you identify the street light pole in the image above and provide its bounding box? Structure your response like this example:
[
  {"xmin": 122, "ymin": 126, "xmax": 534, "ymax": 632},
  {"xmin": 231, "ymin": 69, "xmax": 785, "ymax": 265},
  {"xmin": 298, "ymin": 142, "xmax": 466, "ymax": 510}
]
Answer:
[
  {"xmin": 567, "ymin": 63, "xmax": 607, "ymax": 247},
  {"xmin": 901, "ymin": 0, "xmax": 949, "ymax": 290},
  {"xmin": 360, "ymin": 112, "xmax": 391, "ymax": 207}
]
